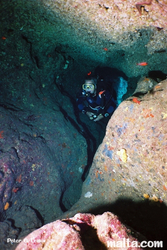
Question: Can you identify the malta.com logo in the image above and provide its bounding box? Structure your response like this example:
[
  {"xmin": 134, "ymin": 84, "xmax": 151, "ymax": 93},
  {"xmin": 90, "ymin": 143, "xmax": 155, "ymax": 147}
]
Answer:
[{"xmin": 107, "ymin": 238, "xmax": 163, "ymax": 248}]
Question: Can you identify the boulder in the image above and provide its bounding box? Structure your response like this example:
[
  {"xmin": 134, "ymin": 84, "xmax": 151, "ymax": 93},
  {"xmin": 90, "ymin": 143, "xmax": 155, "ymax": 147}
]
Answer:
[{"xmin": 16, "ymin": 212, "xmax": 143, "ymax": 250}]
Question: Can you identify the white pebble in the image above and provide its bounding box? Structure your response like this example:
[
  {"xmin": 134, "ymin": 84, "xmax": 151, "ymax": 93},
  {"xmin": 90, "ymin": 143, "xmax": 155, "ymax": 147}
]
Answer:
[{"xmin": 84, "ymin": 191, "xmax": 93, "ymax": 198}]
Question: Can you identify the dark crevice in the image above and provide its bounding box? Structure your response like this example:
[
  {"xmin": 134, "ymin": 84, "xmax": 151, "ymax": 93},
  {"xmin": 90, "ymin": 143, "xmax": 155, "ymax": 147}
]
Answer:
[
  {"xmin": 54, "ymin": 80, "xmax": 97, "ymax": 181},
  {"xmin": 21, "ymin": 34, "xmax": 40, "ymax": 68},
  {"xmin": 29, "ymin": 206, "xmax": 44, "ymax": 226},
  {"xmin": 21, "ymin": 34, "xmax": 33, "ymax": 62},
  {"xmin": 63, "ymin": 219, "xmax": 107, "ymax": 250},
  {"xmin": 34, "ymin": 56, "xmax": 40, "ymax": 69},
  {"xmin": 59, "ymin": 190, "xmax": 68, "ymax": 212},
  {"xmin": 0, "ymin": 103, "xmax": 23, "ymax": 112},
  {"xmin": 148, "ymin": 70, "xmax": 167, "ymax": 81}
]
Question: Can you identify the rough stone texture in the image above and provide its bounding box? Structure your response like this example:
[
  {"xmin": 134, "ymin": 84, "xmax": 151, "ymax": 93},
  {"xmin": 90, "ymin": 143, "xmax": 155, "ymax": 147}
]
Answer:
[
  {"xmin": 132, "ymin": 76, "xmax": 157, "ymax": 95},
  {"xmin": 0, "ymin": 220, "xmax": 20, "ymax": 250},
  {"xmin": 0, "ymin": 0, "xmax": 167, "ymax": 249},
  {"xmin": 16, "ymin": 212, "xmax": 143, "ymax": 250},
  {"xmin": 62, "ymin": 79, "xmax": 167, "ymax": 242},
  {"xmin": 0, "ymin": 104, "xmax": 87, "ymax": 223},
  {"xmin": 1, "ymin": 0, "xmax": 167, "ymax": 84},
  {"xmin": 0, "ymin": 206, "xmax": 43, "ymax": 250}
]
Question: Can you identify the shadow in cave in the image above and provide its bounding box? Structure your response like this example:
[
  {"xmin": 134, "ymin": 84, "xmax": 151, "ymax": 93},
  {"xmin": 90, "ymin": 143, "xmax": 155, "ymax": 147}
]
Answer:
[
  {"xmin": 87, "ymin": 198, "xmax": 167, "ymax": 247},
  {"xmin": 148, "ymin": 70, "xmax": 167, "ymax": 81},
  {"xmin": 54, "ymin": 66, "xmax": 130, "ymax": 180},
  {"xmin": 59, "ymin": 190, "xmax": 68, "ymax": 212},
  {"xmin": 94, "ymin": 66, "xmax": 128, "ymax": 82}
]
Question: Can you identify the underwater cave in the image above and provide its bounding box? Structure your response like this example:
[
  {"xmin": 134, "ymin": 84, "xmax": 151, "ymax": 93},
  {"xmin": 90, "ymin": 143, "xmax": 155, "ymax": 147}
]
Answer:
[{"xmin": 0, "ymin": 0, "xmax": 167, "ymax": 249}]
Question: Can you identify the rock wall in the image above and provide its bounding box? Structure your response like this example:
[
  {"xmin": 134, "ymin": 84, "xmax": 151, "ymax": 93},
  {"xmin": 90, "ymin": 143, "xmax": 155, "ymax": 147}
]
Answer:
[
  {"xmin": 0, "ymin": 104, "xmax": 87, "ymax": 218},
  {"xmin": 0, "ymin": 0, "xmax": 167, "ymax": 248},
  {"xmin": 62, "ymin": 79, "xmax": 167, "ymax": 242},
  {"xmin": 1, "ymin": 0, "xmax": 167, "ymax": 85}
]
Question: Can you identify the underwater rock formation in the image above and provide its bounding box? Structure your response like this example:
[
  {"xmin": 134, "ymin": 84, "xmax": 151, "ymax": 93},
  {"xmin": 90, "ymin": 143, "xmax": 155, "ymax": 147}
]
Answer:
[
  {"xmin": 1, "ymin": 0, "xmax": 167, "ymax": 82},
  {"xmin": 0, "ymin": 0, "xmax": 167, "ymax": 249},
  {"xmin": 63, "ymin": 79, "xmax": 167, "ymax": 241},
  {"xmin": 0, "ymin": 105, "xmax": 87, "ymax": 223},
  {"xmin": 132, "ymin": 76, "xmax": 157, "ymax": 95},
  {"xmin": 16, "ymin": 212, "xmax": 143, "ymax": 250}
]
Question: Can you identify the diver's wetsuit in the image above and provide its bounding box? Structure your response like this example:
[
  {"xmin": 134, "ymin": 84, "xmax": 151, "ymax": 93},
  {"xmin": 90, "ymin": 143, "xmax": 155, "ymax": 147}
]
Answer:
[{"xmin": 76, "ymin": 89, "xmax": 117, "ymax": 119}]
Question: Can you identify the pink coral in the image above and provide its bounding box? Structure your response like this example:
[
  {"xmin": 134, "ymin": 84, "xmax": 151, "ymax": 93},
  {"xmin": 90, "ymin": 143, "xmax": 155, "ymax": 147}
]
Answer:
[{"xmin": 16, "ymin": 212, "xmax": 142, "ymax": 250}]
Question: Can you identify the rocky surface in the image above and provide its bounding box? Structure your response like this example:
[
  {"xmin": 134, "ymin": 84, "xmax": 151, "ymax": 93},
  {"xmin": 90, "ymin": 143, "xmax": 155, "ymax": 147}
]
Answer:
[
  {"xmin": 62, "ymin": 79, "xmax": 167, "ymax": 244},
  {"xmin": 1, "ymin": 0, "xmax": 167, "ymax": 82},
  {"xmin": 0, "ymin": 0, "xmax": 167, "ymax": 249},
  {"xmin": 16, "ymin": 212, "xmax": 143, "ymax": 250},
  {"xmin": 0, "ymin": 103, "xmax": 88, "ymax": 249}
]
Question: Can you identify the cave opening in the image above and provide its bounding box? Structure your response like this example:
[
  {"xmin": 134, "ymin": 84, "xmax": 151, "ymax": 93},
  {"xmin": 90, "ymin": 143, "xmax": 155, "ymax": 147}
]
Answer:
[{"xmin": 58, "ymin": 66, "xmax": 130, "ymax": 183}]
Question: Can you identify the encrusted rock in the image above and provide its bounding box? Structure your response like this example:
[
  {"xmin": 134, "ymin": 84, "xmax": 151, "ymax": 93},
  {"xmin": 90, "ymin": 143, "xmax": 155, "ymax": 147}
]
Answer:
[
  {"xmin": 16, "ymin": 212, "xmax": 143, "ymax": 250},
  {"xmin": 133, "ymin": 76, "xmax": 157, "ymax": 95}
]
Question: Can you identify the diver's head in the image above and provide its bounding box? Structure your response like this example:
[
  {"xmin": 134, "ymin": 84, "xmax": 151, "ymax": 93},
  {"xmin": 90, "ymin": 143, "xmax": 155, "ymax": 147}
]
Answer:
[{"xmin": 82, "ymin": 79, "xmax": 97, "ymax": 96}]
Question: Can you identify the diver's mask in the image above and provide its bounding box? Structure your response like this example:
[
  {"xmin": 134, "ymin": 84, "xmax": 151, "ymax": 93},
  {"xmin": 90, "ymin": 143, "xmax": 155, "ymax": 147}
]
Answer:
[{"xmin": 82, "ymin": 82, "xmax": 95, "ymax": 96}]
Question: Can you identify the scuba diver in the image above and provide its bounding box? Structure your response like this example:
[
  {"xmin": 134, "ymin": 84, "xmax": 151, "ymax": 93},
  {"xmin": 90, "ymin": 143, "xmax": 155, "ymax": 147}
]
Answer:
[{"xmin": 76, "ymin": 76, "xmax": 117, "ymax": 122}]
